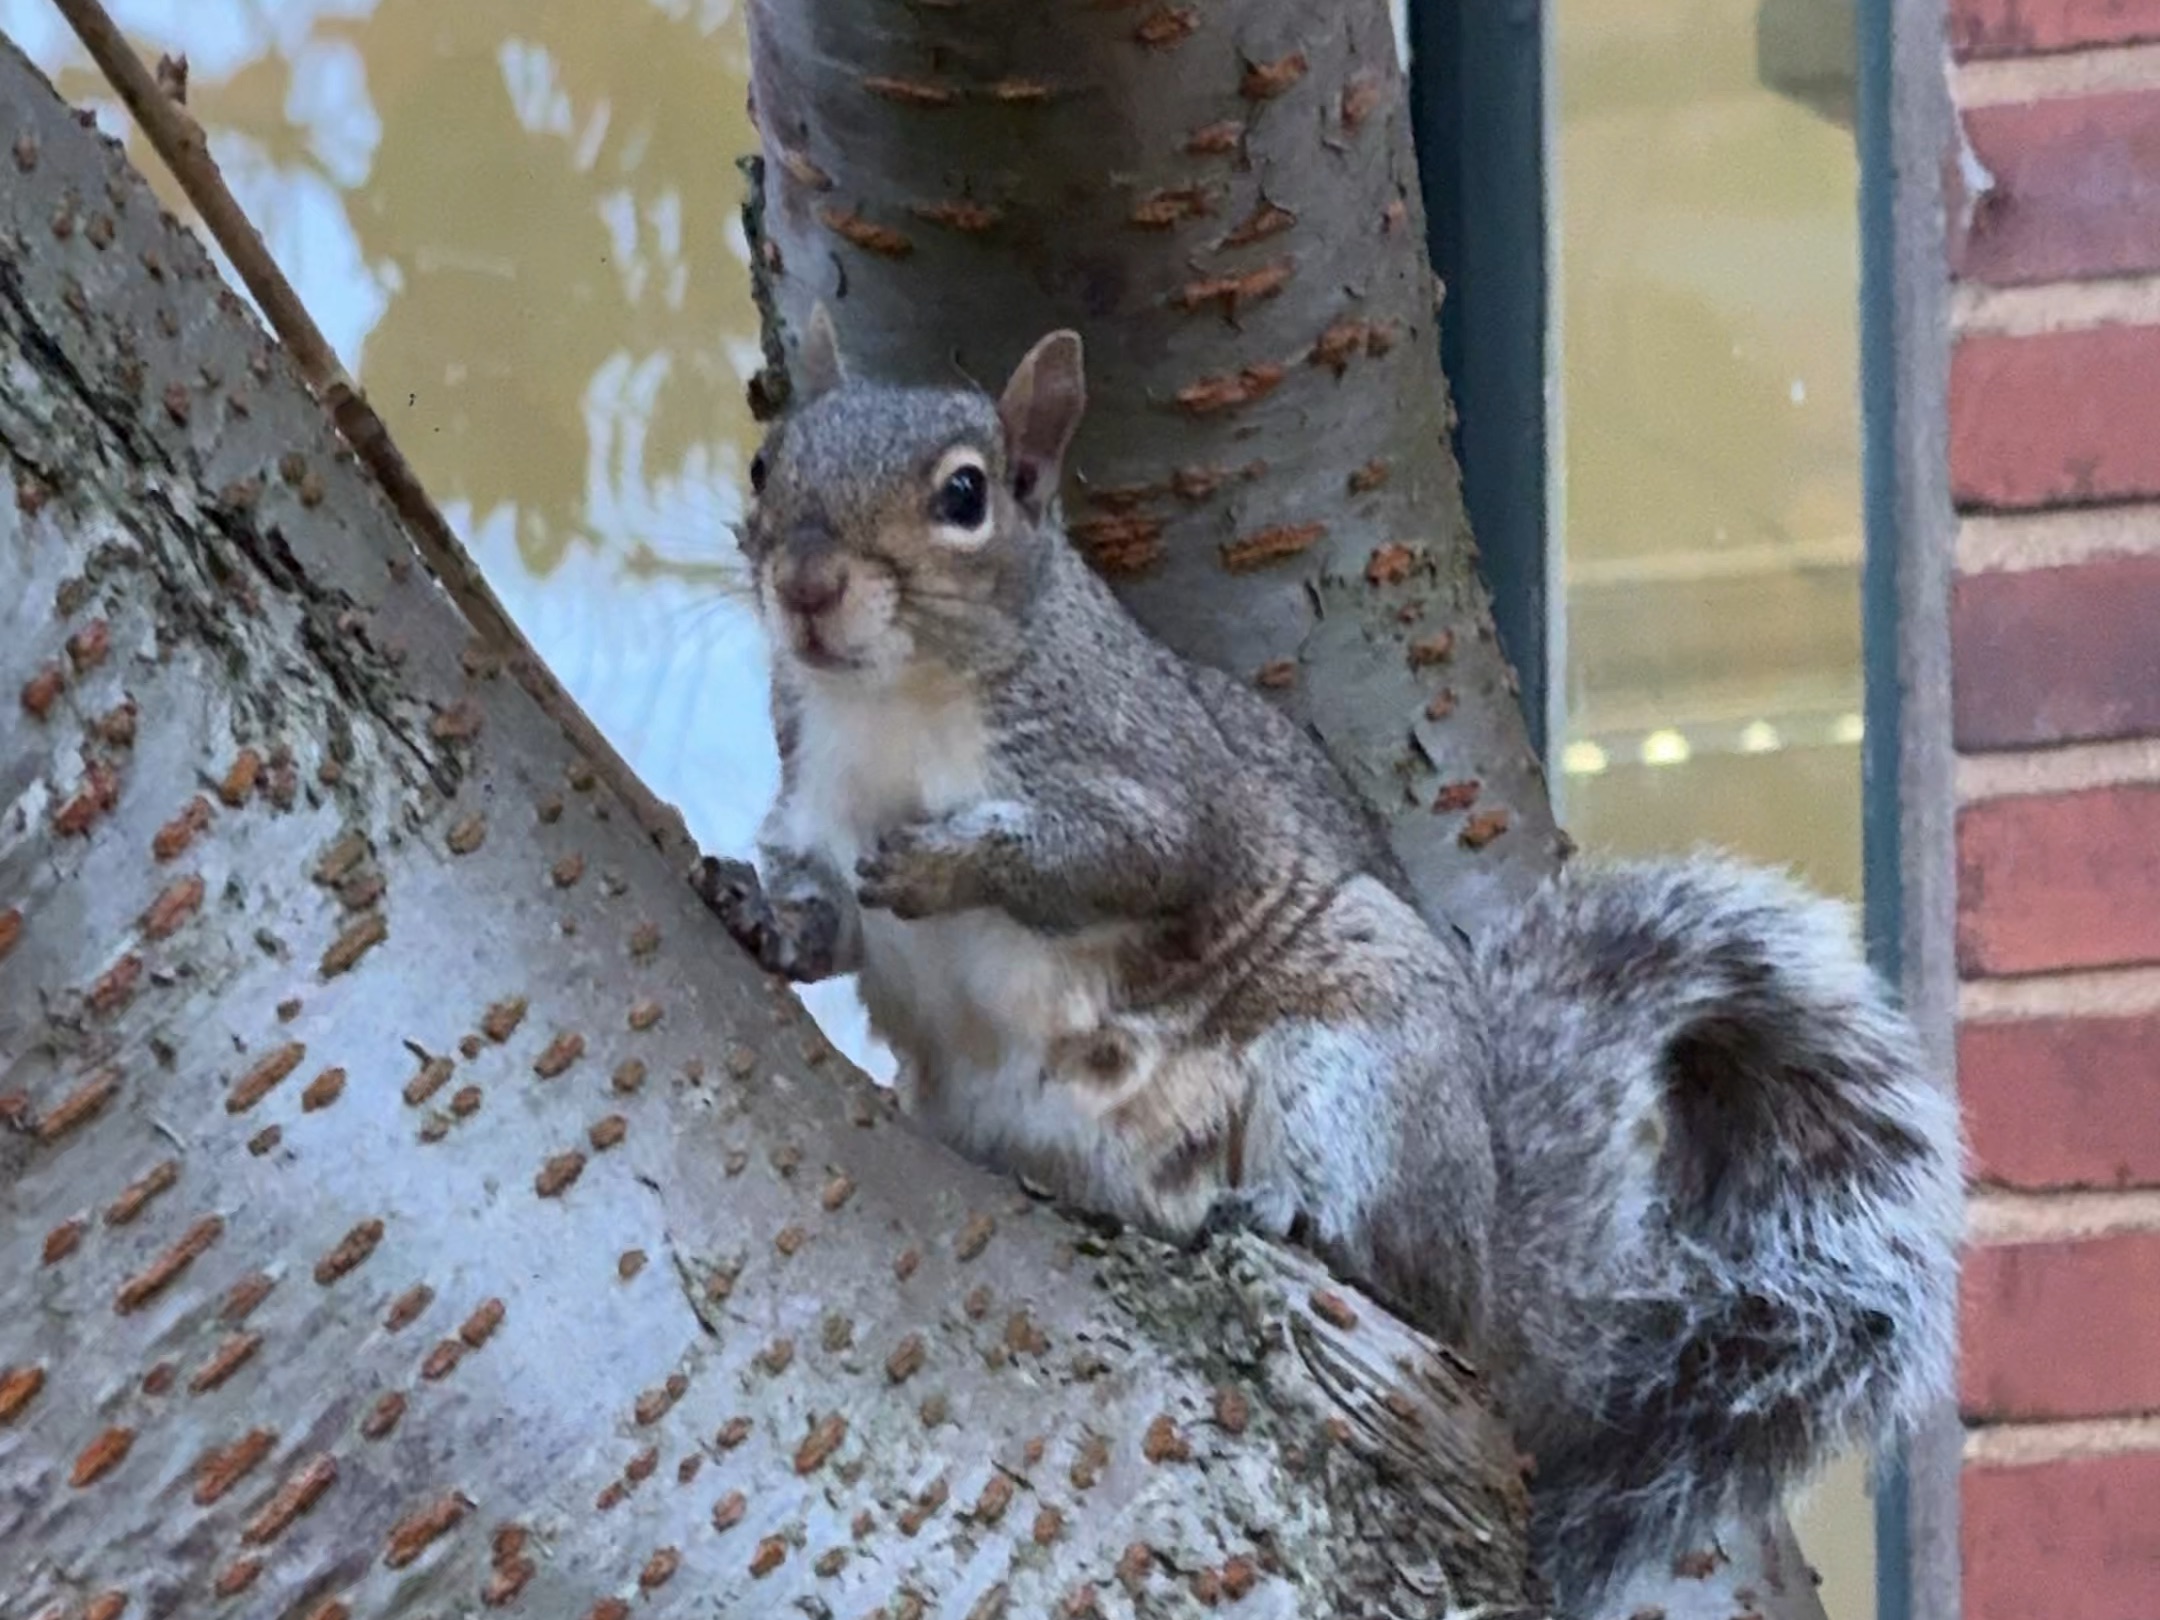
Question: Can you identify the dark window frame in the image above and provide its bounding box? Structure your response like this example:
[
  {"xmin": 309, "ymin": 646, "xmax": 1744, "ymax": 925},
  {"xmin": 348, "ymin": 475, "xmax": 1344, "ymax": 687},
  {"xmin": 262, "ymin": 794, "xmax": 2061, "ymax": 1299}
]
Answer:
[{"xmin": 1408, "ymin": 0, "xmax": 1552, "ymax": 763}]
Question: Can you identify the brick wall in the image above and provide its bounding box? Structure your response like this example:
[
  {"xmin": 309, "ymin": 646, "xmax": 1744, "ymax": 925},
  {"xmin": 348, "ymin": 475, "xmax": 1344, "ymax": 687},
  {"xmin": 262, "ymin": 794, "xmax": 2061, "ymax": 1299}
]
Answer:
[{"xmin": 1943, "ymin": 7, "xmax": 2160, "ymax": 1618}]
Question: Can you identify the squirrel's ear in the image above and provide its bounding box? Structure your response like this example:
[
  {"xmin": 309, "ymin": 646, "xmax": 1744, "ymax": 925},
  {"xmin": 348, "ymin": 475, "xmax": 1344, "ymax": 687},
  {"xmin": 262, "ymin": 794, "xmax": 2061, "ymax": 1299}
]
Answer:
[
  {"xmin": 997, "ymin": 329, "xmax": 1086, "ymax": 520},
  {"xmin": 796, "ymin": 302, "xmax": 846, "ymax": 404}
]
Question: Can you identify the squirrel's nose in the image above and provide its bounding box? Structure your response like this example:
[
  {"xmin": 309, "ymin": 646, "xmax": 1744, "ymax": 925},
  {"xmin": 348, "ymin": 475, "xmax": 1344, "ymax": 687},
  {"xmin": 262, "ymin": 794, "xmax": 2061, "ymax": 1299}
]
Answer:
[{"xmin": 776, "ymin": 548, "xmax": 848, "ymax": 618}]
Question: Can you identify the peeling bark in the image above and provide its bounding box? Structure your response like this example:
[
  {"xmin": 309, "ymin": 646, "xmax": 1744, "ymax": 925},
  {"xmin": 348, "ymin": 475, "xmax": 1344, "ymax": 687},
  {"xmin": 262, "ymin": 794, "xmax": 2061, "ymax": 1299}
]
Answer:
[{"xmin": 0, "ymin": 37, "xmax": 1542, "ymax": 1620}]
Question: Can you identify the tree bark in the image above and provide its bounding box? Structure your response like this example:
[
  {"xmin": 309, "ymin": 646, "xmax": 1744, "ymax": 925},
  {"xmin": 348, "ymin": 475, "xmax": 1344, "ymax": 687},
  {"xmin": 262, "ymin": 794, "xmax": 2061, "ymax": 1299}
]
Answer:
[
  {"xmin": 0, "ymin": 36, "xmax": 1539, "ymax": 1620},
  {"xmin": 742, "ymin": 5, "xmax": 1833, "ymax": 1619}
]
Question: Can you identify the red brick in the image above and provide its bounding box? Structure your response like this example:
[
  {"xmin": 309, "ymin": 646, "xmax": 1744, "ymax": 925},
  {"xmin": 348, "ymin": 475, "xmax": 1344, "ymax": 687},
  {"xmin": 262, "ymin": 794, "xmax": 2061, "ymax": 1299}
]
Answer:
[
  {"xmin": 1951, "ymin": 327, "xmax": 2160, "ymax": 510},
  {"xmin": 1952, "ymin": 0, "xmax": 2160, "ymax": 57},
  {"xmin": 1954, "ymin": 92, "xmax": 2160, "ymax": 284},
  {"xmin": 1957, "ymin": 784, "xmax": 2160, "ymax": 976},
  {"xmin": 1962, "ymin": 1013, "xmax": 2160, "ymax": 1188},
  {"xmin": 1954, "ymin": 556, "xmax": 2160, "ymax": 747},
  {"xmin": 1964, "ymin": 1451, "xmax": 2160, "ymax": 1620},
  {"xmin": 1960, "ymin": 1231, "xmax": 2160, "ymax": 1418}
]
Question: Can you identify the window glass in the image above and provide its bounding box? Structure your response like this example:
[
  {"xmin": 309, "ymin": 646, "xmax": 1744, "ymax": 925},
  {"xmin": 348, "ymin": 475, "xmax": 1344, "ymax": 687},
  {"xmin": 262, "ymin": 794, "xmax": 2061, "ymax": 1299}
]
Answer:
[{"xmin": 1553, "ymin": 0, "xmax": 1876, "ymax": 1610}]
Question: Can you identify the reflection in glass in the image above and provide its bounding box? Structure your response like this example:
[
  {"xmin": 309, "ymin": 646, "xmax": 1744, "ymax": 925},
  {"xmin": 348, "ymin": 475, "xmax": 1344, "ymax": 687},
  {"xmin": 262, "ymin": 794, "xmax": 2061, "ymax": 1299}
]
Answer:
[{"xmin": 4, "ymin": 0, "xmax": 880, "ymax": 1061}]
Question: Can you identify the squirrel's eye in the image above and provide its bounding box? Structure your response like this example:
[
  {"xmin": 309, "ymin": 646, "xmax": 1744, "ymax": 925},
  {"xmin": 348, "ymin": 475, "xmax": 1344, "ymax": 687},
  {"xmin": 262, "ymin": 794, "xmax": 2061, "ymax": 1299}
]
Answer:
[
  {"xmin": 748, "ymin": 452, "xmax": 769, "ymax": 495},
  {"xmin": 932, "ymin": 464, "xmax": 989, "ymax": 531}
]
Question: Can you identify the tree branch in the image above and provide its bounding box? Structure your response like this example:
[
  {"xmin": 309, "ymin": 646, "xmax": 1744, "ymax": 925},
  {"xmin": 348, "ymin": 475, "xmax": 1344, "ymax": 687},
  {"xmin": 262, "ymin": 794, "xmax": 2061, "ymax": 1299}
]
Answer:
[{"xmin": 0, "ymin": 32, "xmax": 1539, "ymax": 1619}]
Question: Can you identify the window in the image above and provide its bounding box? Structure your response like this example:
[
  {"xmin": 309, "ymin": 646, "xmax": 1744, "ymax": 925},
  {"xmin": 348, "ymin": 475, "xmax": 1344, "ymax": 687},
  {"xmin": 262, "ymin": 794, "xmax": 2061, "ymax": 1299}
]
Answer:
[
  {"xmin": 1417, "ymin": 0, "xmax": 1881, "ymax": 1611},
  {"xmin": 1556, "ymin": 7, "xmax": 1877, "ymax": 1600}
]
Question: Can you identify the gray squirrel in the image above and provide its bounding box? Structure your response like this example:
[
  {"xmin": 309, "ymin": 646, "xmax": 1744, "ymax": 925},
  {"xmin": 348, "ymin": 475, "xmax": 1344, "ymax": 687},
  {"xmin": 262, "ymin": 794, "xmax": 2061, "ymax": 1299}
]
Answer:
[{"xmin": 697, "ymin": 309, "xmax": 1966, "ymax": 1614}]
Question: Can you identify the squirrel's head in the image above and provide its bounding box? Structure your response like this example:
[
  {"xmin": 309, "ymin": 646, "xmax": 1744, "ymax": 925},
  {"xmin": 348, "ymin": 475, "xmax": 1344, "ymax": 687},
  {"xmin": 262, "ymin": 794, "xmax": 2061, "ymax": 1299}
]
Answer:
[{"xmin": 739, "ymin": 305, "xmax": 1086, "ymax": 687}]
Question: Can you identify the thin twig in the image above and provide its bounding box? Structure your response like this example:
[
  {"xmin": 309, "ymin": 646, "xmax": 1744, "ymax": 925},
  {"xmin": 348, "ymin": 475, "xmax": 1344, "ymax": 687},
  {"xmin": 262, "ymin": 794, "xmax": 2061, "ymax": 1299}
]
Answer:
[{"xmin": 50, "ymin": 0, "xmax": 697, "ymax": 861}]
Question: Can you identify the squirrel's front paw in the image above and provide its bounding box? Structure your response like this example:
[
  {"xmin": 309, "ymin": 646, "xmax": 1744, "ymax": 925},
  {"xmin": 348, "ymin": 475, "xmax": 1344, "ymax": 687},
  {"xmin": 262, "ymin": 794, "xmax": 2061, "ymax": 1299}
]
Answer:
[
  {"xmin": 855, "ymin": 805, "xmax": 1022, "ymax": 919},
  {"xmin": 692, "ymin": 856, "xmax": 766, "ymax": 941},
  {"xmin": 854, "ymin": 824, "xmax": 971, "ymax": 920},
  {"xmin": 692, "ymin": 856, "xmax": 842, "ymax": 981}
]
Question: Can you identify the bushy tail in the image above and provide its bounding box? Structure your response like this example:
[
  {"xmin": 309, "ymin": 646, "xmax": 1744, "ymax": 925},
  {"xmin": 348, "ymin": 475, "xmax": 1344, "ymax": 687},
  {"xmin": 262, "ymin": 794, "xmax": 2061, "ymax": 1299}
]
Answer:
[{"xmin": 1469, "ymin": 854, "xmax": 1965, "ymax": 1614}]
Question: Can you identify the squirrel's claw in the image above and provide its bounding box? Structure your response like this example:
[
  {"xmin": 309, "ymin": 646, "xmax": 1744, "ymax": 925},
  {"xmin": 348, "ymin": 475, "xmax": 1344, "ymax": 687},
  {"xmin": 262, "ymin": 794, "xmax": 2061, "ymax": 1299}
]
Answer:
[
  {"xmin": 1187, "ymin": 1184, "xmax": 1301, "ymax": 1252},
  {"xmin": 692, "ymin": 856, "xmax": 767, "ymax": 937},
  {"xmin": 693, "ymin": 856, "xmax": 841, "ymax": 981}
]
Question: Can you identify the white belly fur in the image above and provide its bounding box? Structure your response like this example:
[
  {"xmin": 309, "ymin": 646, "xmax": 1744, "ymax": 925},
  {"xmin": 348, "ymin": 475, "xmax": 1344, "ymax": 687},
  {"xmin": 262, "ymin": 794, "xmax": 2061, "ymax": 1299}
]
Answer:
[{"xmin": 787, "ymin": 672, "xmax": 1134, "ymax": 1174}]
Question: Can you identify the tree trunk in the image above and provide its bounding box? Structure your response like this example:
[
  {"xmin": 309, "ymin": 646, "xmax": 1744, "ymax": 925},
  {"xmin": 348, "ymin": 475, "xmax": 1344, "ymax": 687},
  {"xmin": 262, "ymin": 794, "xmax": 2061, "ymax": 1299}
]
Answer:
[
  {"xmin": 0, "ymin": 35, "xmax": 1538, "ymax": 1620},
  {"xmin": 743, "ymin": 5, "xmax": 1833, "ymax": 1619},
  {"xmin": 744, "ymin": 0, "xmax": 1564, "ymax": 935}
]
